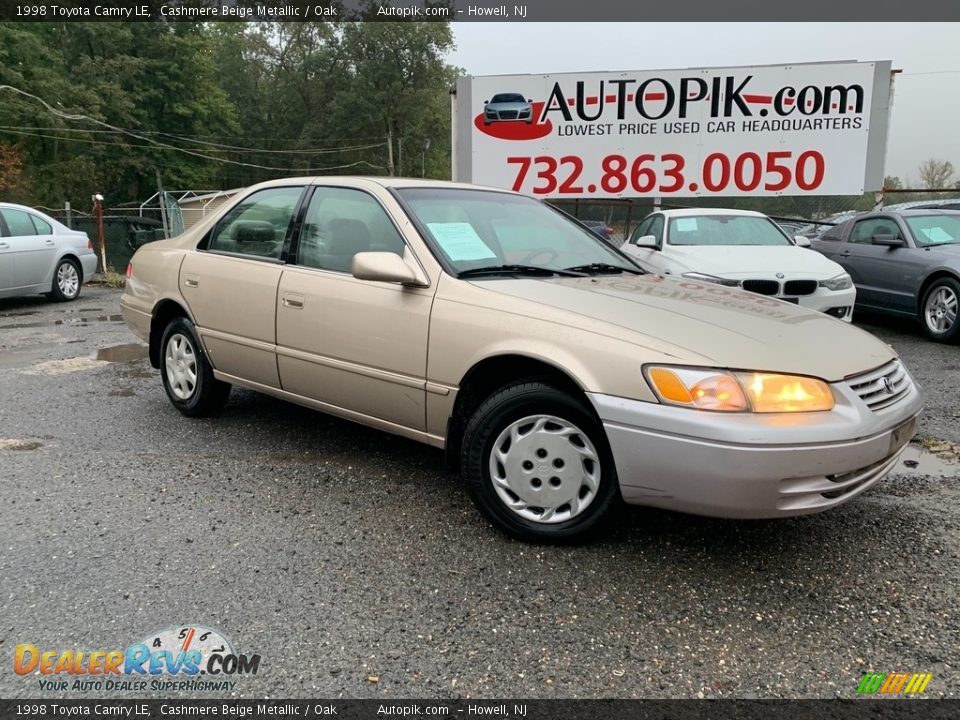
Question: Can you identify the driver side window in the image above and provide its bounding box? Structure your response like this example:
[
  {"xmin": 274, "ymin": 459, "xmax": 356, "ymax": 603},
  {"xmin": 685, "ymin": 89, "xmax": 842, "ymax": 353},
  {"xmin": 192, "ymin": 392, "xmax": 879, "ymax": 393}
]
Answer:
[{"xmin": 850, "ymin": 218, "xmax": 899, "ymax": 244}]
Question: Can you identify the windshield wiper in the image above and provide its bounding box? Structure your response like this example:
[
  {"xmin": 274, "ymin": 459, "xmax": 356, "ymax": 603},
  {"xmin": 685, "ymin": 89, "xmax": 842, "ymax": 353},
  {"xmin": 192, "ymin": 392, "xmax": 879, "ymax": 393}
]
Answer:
[
  {"xmin": 562, "ymin": 262, "xmax": 643, "ymax": 275},
  {"xmin": 457, "ymin": 264, "xmax": 584, "ymax": 279}
]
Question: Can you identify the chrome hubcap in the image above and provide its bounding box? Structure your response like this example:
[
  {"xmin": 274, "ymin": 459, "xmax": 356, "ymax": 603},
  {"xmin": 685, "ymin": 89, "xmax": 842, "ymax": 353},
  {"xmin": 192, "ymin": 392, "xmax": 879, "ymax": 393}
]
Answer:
[
  {"xmin": 488, "ymin": 414, "xmax": 600, "ymax": 524},
  {"xmin": 164, "ymin": 333, "xmax": 198, "ymax": 400},
  {"xmin": 57, "ymin": 262, "xmax": 79, "ymax": 297},
  {"xmin": 925, "ymin": 287, "xmax": 957, "ymax": 334}
]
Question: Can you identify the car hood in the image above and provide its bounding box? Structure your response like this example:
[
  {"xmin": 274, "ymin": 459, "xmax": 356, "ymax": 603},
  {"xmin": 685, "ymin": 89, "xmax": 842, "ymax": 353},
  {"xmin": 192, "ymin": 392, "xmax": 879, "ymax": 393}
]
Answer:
[
  {"xmin": 664, "ymin": 245, "xmax": 845, "ymax": 278},
  {"xmin": 477, "ymin": 274, "xmax": 894, "ymax": 381}
]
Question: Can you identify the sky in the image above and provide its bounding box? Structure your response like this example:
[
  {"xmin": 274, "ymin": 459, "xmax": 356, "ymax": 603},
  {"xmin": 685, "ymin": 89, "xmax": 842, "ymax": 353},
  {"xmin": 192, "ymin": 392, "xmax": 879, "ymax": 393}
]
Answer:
[{"xmin": 449, "ymin": 22, "xmax": 960, "ymax": 184}]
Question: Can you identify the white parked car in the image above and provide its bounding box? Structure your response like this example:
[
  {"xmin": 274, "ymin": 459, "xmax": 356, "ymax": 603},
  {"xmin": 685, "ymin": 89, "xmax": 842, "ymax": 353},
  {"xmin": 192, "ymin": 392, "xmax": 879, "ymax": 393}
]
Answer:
[
  {"xmin": 621, "ymin": 209, "xmax": 856, "ymax": 321},
  {"xmin": 0, "ymin": 202, "xmax": 98, "ymax": 302}
]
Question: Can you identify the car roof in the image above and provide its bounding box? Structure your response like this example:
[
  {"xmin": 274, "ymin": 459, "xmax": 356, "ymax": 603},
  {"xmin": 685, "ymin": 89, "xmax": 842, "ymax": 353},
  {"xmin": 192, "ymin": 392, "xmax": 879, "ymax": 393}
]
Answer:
[
  {"xmin": 881, "ymin": 198, "xmax": 960, "ymax": 211},
  {"xmin": 657, "ymin": 208, "xmax": 767, "ymax": 218},
  {"xmin": 249, "ymin": 176, "xmax": 515, "ymax": 193},
  {"xmin": 864, "ymin": 209, "xmax": 960, "ymax": 218}
]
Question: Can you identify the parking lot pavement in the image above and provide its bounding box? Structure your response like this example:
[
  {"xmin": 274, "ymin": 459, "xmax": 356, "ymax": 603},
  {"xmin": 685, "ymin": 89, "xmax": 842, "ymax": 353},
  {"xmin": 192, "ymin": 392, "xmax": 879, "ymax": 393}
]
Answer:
[{"xmin": 1, "ymin": 286, "xmax": 958, "ymax": 700}]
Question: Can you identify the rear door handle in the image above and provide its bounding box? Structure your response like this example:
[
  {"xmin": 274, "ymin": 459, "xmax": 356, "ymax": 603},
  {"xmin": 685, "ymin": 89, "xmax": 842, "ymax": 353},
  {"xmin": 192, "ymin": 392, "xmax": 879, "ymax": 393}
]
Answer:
[
  {"xmin": 45, "ymin": 239, "xmax": 56, "ymax": 246},
  {"xmin": 183, "ymin": 274, "xmax": 200, "ymax": 288},
  {"xmin": 839, "ymin": 251, "xmax": 851, "ymax": 258},
  {"xmin": 0, "ymin": 242, "xmax": 8, "ymax": 249},
  {"xmin": 281, "ymin": 293, "xmax": 304, "ymax": 309}
]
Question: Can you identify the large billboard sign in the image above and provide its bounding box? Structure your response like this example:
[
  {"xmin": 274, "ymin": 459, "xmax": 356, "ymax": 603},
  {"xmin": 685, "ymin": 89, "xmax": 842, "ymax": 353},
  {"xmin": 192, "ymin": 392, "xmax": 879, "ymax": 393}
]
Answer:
[{"xmin": 454, "ymin": 61, "xmax": 892, "ymax": 198}]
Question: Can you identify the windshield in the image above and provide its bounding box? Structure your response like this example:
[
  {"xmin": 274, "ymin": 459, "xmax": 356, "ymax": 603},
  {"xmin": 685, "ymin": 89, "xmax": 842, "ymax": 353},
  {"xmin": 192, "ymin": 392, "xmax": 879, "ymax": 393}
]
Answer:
[
  {"xmin": 396, "ymin": 188, "xmax": 638, "ymax": 276},
  {"xmin": 490, "ymin": 93, "xmax": 526, "ymax": 103},
  {"xmin": 668, "ymin": 215, "xmax": 792, "ymax": 246},
  {"xmin": 905, "ymin": 214, "xmax": 960, "ymax": 247}
]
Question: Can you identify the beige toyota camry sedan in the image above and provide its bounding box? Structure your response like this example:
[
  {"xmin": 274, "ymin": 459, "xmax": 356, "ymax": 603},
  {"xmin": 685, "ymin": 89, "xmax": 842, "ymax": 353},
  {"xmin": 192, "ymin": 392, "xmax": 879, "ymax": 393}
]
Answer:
[{"xmin": 121, "ymin": 178, "xmax": 923, "ymax": 542}]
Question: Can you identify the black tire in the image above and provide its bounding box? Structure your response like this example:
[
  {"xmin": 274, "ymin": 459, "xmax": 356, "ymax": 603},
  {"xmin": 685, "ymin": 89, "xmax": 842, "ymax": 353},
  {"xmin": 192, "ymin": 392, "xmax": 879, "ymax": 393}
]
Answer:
[
  {"xmin": 461, "ymin": 380, "xmax": 620, "ymax": 543},
  {"xmin": 49, "ymin": 257, "xmax": 82, "ymax": 302},
  {"xmin": 920, "ymin": 276, "xmax": 960, "ymax": 343},
  {"xmin": 159, "ymin": 317, "xmax": 231, "ymax": 417}
]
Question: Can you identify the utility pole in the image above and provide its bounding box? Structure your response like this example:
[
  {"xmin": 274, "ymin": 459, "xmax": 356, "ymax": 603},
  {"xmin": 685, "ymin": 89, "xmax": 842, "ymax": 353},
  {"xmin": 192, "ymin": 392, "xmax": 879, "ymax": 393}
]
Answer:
[
  {"xmin": 156, "ymin": 169, "xmax": 169, "ymax": 237},
  {"xmin": 422, "ymin": 138, "xmax": 431, "ymax": 178},
  {"xmin": 93, "ymin": 193, "xmax": 106, "ymax": 273}
]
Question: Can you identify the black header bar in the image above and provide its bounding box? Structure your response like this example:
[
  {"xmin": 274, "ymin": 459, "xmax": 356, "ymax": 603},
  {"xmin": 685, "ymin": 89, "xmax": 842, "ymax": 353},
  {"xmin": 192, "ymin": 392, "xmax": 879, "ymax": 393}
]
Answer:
[{"xmin": 2, "ymin": 0, "xmax": 959, "ymax": 21}]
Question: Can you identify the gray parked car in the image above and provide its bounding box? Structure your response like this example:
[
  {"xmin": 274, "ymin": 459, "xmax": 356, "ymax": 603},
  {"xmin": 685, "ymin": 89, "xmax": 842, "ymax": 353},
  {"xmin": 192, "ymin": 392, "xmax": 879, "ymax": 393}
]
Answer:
[
  {"xmin": 483, "ymin": 93, "xmax": 534, "ymax": 125},
  {"xmin": 811, "ymin": 209, "xmax": 960, "ymax": 342},
  {"xmin": 0, "ymin": 202, "xmax": 98, "ymax": 302}
]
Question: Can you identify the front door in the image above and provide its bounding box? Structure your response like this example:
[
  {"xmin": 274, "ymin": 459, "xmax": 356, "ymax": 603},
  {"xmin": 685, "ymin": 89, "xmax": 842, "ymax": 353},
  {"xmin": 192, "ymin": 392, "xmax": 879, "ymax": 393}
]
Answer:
[{"xmin": 276, "ymin": 186, "xmax": 434, "ymax": 431}]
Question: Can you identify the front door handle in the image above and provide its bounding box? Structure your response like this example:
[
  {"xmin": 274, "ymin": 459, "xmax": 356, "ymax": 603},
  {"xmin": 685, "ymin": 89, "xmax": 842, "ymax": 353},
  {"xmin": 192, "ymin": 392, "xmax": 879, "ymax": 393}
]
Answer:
[
  {"xmin": 282, "ymin": 293, "xmax": 304, "ymax": 309},
  {"xmin": 0, "ymin": 242, "xmax": 8, "ymax": 249},
  {"xmin": 839, "ymin": 251, "xmax": 851, "ymax": 258}
]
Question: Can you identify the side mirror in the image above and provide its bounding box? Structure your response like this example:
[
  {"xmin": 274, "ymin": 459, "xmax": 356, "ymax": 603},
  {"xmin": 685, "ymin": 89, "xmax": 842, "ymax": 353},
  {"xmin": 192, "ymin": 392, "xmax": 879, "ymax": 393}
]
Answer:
[
  {"xmin": 527, "ymin": 98, "xmax": 533, "ymax": 103},
  {"xmin": 352, "ymin": 252, "xmax": 422, "ymax": 285},
  {"xmin": 871, "ymin": 234, "xmax": 906, "ymax": 248},
  {"xmin": 794, "ymin": 235, "xmax": 812, "ymax": 248},
  {"xmin": 631, "ymin": 234, "xmax": 658, "ymax": 249},
  {"xmin": 483, "ymin": 100, "xmax": 489, "ymax": 104}
]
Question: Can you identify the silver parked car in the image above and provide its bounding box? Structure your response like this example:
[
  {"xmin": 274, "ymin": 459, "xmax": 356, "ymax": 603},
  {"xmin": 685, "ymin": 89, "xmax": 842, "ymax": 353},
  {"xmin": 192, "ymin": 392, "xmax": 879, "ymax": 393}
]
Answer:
[
  {"xmin": 483, "ymin": 93, "xmax": 534, "ymax": 125},
  {"xmin": 0, "ymin": 202, "xmax": 98, "ymax": 302},
  {"xmin": 811, "ymin": 210, "xmax": 960, "ymax": 342}
]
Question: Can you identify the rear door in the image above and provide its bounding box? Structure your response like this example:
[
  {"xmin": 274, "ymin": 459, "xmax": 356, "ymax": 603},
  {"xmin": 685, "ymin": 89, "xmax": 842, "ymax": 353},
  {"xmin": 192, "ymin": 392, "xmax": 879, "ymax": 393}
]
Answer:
[
  {"xmin": 179, "ymin": 185, "xmax": 306, "ymax": 389},
  {"xmin": 275, "ymin": 185, "xmax": 434, "ymax": 431},
  {"xmin": 0, "ymin": 208, "xmax": 58, "ymax": 289}
]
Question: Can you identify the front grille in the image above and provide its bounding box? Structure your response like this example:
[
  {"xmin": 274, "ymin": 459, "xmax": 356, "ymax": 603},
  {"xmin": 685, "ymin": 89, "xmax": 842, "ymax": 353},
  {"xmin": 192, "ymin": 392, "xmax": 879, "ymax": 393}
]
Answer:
[
  {"xmin": 846, "ymin": 359, "xmax": 912, "ymax": 411},
  {"xmin": 783, "ymin": 279, "xmax": 818, "ymax": 296},
  {"xmin": 741, "ymin": 279, "xmax": 780, "ymax": 296},
  {"xmin": 499, "ymin": 111, "xmax": 518, "ymax": 120}
]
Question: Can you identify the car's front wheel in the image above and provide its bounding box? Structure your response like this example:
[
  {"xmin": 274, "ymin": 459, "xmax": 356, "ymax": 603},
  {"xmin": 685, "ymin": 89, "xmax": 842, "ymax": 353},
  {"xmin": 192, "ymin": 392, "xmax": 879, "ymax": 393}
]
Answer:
[
  {"xmin": 160, "ymin": 317, "xmax": 231, "ymax": 416},
  {"xmin": 921, "ymin": 276, "xmax": 960, "ymax": 343},
  {"xmin": 461, "ymin": 380, "xmax": 620, "ymax": 543},
  {"xmin": 49, "ymin": 257, "xmax": 81, "ymax": 302}
]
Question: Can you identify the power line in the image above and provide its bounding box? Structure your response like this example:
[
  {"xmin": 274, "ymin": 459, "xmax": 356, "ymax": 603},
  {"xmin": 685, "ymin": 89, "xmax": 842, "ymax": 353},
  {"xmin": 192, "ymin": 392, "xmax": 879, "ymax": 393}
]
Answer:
[
  {"xmin": 0, "ymin": 127, "xmax": 387, "ymax": 156},
  {"xmin": 0, "ymin": 85, "xmax": 387, "ymax": 173}
]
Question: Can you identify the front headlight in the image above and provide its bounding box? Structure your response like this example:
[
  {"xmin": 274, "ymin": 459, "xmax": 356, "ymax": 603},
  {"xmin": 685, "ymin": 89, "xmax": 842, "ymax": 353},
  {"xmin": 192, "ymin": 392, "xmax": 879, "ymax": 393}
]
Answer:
[
  {"xmin": 645, "ymin": 366, "xmax": 835, "ymax": 413},
  {"xmin": 819, "ymin": 274, "xmax": 853, "ymax": 291},
  {"xmin": 681, "ymin": 272, "xmax": 741, "ymax": 287}
]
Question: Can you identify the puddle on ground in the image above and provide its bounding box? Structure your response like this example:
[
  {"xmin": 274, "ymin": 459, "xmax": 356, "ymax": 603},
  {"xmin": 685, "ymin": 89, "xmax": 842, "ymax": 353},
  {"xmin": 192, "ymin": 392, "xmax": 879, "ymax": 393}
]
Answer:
[
  {"xmin": 0, "ymin": 439, "xmax": 43, "ymax": 451},
  {"xmin": 8, "ymin": 310, "xmax": 39, "ymax": 317},
  {"xmin": 899, "ymin": 444, "xmax": 959, "ymax": 478},
  {"xmin": 96, "ymin": 343, "xmax": 148, "ymax": 363},
  {"xmin": 1, "ymin": 314, "xmax": 124, "ymax": 330},
  {"xmin": 108, "ymin": 388, "xmax": 136, "ymax": 397},
  {"xmin": 78, "ymin": 308, "xmax": 104, "ymax": 313}
]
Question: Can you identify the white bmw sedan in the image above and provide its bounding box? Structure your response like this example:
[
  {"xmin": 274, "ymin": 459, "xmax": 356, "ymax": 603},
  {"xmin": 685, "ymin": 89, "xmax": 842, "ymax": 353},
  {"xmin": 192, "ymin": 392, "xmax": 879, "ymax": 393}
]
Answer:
[
  {"xmin": 0, "ymin": 202, "xmax": 98, "ymax": 302},
  {"xmin": 622, "ymin": 208, "xmax": 856, "ymax": 321}
]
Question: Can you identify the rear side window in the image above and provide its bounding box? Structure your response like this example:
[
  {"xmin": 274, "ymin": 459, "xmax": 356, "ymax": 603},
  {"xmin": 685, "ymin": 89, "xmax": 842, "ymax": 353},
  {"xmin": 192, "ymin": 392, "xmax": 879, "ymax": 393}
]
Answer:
[
  {"xmin": 1, "ymin": 209, "xmax": 39, "ymax": 237},
  {"xmin": 208, "ymin": 187, "xmax": 304, "ymax": 260},
  {"xmin": 31, "ymin": 215, "xmax": 52, "ymax": 234}
]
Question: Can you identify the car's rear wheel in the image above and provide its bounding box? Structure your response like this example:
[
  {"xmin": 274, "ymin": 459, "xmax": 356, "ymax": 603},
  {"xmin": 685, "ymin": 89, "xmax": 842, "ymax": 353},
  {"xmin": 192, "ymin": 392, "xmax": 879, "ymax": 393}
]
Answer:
[
  {"xmin": 461, "ymin": 380, "xmax": 620, "ymax": 543},
  {"xmin": 921, "ymin": 276, "xmax": 960, "ymax": 343},
  {"xmin": 49, "ymin": 257, "xmax": 81, "ymax": 302},
  {"xmin": 160, "ymin": 317, "xmax": 231, "ymax": 416}
]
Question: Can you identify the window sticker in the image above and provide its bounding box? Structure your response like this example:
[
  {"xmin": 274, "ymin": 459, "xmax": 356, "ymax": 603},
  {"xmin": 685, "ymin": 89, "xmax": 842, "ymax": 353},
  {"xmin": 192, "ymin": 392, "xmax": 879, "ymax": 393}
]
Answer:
[
  {"xmin": 675, "ymin": 218, "xmax": 698, "ymax": 232},
  {"xmin": 919, "ymin": 226, "xmax": 953, "ymax": 243},
  {"xmin": 427, "ymin": 222, "xmax": 497, "ymax": 261}
]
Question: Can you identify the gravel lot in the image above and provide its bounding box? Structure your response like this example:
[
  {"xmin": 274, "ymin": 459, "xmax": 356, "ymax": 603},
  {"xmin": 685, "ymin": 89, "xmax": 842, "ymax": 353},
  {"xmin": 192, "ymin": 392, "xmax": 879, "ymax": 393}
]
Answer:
[{"xmin": 0, "ymin": 286, "xmax": 957, "ymax": 700}]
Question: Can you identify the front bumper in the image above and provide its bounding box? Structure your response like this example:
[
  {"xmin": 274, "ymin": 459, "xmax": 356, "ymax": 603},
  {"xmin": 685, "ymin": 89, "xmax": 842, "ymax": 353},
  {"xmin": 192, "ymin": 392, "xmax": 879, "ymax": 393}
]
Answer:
[{"xmin": 589, "ymin": 365, "xmax": 923, "ymax": 518}]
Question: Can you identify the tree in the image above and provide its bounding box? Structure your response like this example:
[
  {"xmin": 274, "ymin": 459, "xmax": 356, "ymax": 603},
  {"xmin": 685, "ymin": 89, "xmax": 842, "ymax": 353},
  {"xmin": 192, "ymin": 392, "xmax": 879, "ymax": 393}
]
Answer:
[
  {"xmin": 883, "ymin": 175, "xmax": 903, "ymax": 190},
  {"xmin": 918, "ymin": 158, "xmax": 955, "ymax": 189}
]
